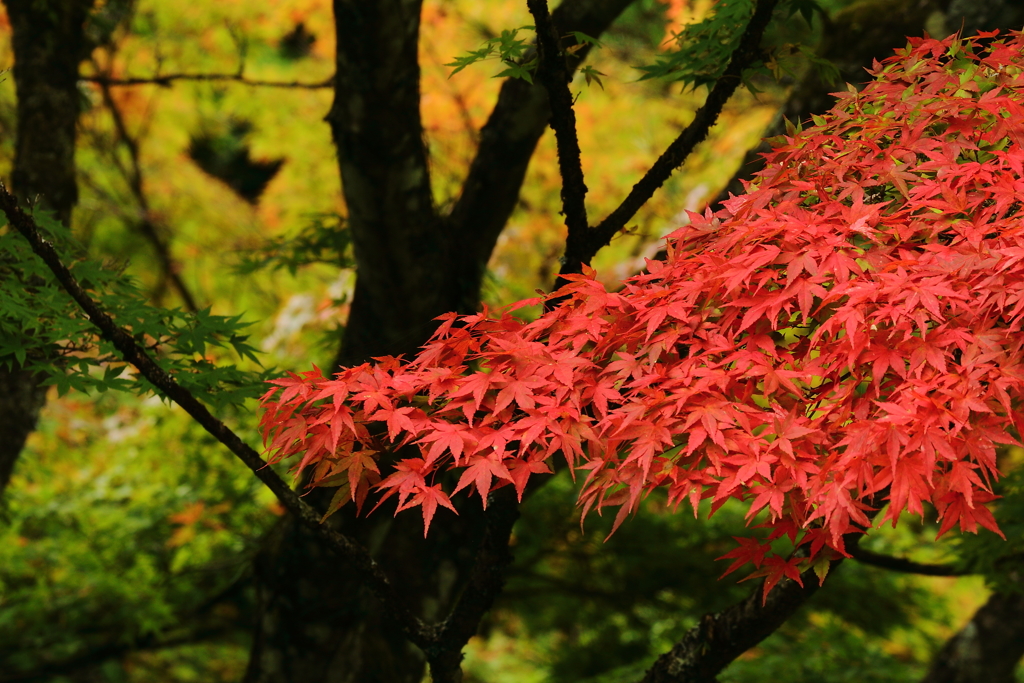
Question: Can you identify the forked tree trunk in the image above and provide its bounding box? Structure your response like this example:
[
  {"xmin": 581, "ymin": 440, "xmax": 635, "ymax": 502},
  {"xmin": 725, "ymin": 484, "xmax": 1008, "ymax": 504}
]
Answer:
[
  {"xmin": 0, "ymin": 0, "xmax": 94, "ymax": 495},
  {"xmin": 243, "ymin": 1, "xmax": 633, "ymax": 680}
]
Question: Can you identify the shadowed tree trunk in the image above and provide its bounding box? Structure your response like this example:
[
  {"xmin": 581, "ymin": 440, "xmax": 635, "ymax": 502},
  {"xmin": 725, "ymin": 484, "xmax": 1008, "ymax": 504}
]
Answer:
[
  {"xmin": 243, "ymin": 0, "xmax": 634, "ymax": 680},
  {"xmin": 921, "ymin": 588, "xmax": 1024, "ymax": 683},
  {"xmin": 0, "ymin": 0, "xmax": 94, "ymax": 495}
]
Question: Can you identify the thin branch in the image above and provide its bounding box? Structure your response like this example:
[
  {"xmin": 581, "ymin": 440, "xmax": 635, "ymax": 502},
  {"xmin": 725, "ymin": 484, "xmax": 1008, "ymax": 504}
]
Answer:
[
  {"xmin": 561, "ymin": 0, "xmax": 781, "ymax": 276},
  {"xmin": 92, "ymin": 60, "xmax": 199, "ymax": 312},
  {"xmin": 444, "ymin": 0, "xmax": 634, "ymax": 297},
  {"xmin": 639, "ymin": 545, "xmax": 837, "ymax": 683},
  {"xmin": 527, "ymin": 0, "xmax": 590, "ymax": 257},
  {"xmin": 0, "ymin": 185, "xmax": 431, "ymax": 651},
  {"xmin": 0, "ymin": 626, "xmax": 235, "ymax": 683},
  {"xmin": 849, "ymin": 546, "xmax": 969, "ymax": 577},
  {"xmin": 81, "ymin": 72, "xmax": 334, "ymax": 89}
]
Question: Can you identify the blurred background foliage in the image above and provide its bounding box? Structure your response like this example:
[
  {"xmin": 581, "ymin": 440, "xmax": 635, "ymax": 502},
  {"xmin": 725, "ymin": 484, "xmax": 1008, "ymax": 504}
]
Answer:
[{"xmin": 0, "ymin": 0, "xmax": 1021, "ymax": 680}]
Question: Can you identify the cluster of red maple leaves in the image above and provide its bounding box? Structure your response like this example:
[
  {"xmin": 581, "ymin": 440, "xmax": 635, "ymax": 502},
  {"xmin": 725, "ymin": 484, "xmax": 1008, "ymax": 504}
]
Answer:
[{"xmin": 261, "ymin": 31, "xmax": 1024, "ymax": 592}]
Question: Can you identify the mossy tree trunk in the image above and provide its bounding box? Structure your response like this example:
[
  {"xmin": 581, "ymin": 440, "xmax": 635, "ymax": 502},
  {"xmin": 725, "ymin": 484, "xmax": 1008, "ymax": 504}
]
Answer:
[{"xmin": 0, "ymin": 0, "xmax": 94, "ymax": 495}]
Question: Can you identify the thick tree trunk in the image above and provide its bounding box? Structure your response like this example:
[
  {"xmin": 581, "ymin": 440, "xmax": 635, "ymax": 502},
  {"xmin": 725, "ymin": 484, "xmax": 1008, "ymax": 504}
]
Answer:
[
  {"xmin": 0, "ymin": 368, "xmax": 47, "ymax": 492},
  {"xmin": 329, "ymin": 0, "xmax": 445, "ymax": 367},
  {"xmin": 330, "ymin": 0, "xmax": 636, "ymax": 368},
  {"xmin": 244, "ymin": 1, "xmax": 634, "ymax": 680},
  {"xmin": 245, "ymin": 503, "xmax": 467, "ymax": 683},
  {"xmin": 0, "ymin": 0, "xmax": 93, "ymax": 494},
  {"xmin": 921, "ymin": 590, "xmax": 1024, "ymax": 683}
]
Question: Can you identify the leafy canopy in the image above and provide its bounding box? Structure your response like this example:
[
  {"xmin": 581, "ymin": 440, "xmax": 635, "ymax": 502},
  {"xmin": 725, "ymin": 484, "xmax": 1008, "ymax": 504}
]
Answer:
[{"xmin": 261, "ymin": 31, "xmax": 1024, "ymax": 595}]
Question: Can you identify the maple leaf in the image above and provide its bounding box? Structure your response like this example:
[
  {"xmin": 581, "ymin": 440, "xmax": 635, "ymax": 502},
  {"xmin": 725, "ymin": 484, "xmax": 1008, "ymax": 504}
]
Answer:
[
  {"xmin": 376, "ymin": 458, "xmax": 430, "ymax": 512},
  {"xmin": 396, "ymin": 484, "xmax": 458, "ymax": 536},
  {"xmin": 755, "ymin": 555, "xmax": 805, "ymax": 605},
  {"xmin": 453, "ymin": 453, "xmax": 514, "ymax": 507},
  {"xmin": 418, "ymin": 421, "xmax": 473, "ymax": 465},
  {"xmin": 717, "ymin": 536, "xmax": 772, "ymax": 578},
  {"xmin": 257, "ymin": 31, "xmax": 1024, "ymax": 594}
]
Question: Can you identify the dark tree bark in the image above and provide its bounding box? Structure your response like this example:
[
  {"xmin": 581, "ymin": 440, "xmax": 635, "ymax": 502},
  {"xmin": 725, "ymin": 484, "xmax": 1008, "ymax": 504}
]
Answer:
[
  {"xmin": 332, "ymin": 0, "xmax": 637, "ymax": 368},
  {"xmin": 921, "ymin": 589, "xmax": 1024, "ymax": 683},
  {"xmin": 641, "ymin": 562, "xmax": 835, "ymax": 683},
  {"xmin": 0, "ymin": 0, "xmax": 94, "ymax": 495},
  {"xmin": 245, "ymin": 1, "xmax": 634, "ymax": 681}
]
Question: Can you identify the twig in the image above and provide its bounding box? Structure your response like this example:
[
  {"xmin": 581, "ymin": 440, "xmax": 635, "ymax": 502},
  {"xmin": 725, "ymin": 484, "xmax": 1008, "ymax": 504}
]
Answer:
[
  {"xmin": 81, "ymin": 72, "xmax": 334, "ymax": 89},
  {"xmin": 92, "ymin": 61, "xmax": 199, "ymax": 312},
  {"xmin": 0, "ymin": 185, "xmax": 430, "ymax": 651},
  {"xmin": 527, "ymin": 0, "xmax": 590, "ymax": 266},
  {"xmin": 561, "ymin": 0, "xmax": 781, "ymax": 277},
  {"xmin": 0, "ymin": 626, "xmax": 234, "ymax": 682},
  {"xmin": 849, "ymin": 546, "xmax": 969, "ymax": 577}
]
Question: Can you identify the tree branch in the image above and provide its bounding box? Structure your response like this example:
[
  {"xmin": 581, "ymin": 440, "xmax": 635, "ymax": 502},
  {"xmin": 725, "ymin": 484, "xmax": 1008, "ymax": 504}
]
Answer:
[
  {"xmin": 527, "ymin": 0, "xmax": 590, "ymax": 258},
  {"xmin": 639, "ymin": 556, "xmax": 836, "ymax": 683},
  {"xmin": 0, "ymin": 186, "xmax": 431, "ymax": 651},
  {"xmin": 0, "ymin": 626, "xmax": 235, "ymax": 683},
  {"xmin": 849, "ymin": 546, "xmax": 969, "ymax": 577},
  {"xmin": 81, "ymin": 72, "xmax": 333, "ymax": 89},
  {"xmin": 445, "ymin": 0, "xmax": 635, "ymax": 306},
  {"xmin": 92, "ymin": 60, "xmax": 199, "ymax": 312},
  {"xmin": 639, "ymin": 498, "xmax": 893, "ymax": 683},
  {"xmin": 562, "ymin": 0, "xmax": 781, "ymax": 276}
]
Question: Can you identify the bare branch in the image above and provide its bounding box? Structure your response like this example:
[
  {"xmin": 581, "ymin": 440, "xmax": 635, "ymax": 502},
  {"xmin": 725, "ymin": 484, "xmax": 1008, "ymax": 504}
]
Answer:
[
  {"xmin": 562, "ymin": 0, "xmax": 781, "ymax": 276},
  {"xmin": 81, "ymin": 72, "xmax": 333, "ymax": 89},
  {"xmin": 0, "ymin": 185, "xmax": 431, "ymax": 651},
  {"xmin": 0, "ymin": 626, "xmax": 234, "ymax": 683},
  {"xmin": 639, "ymin": 559, "xmax": 834, "ymax": 683},
  {"xmin": 849, "ymin": 546, "xmax": 969, "ymax": 577},
  {"xmin": 91, "ymin": 60, "xmax": 199, "ymax": 311},
  {"xmin": 527, "ymin": 0, "xmax": 590, "ymax": 259},
  {"xmin": 445, "ymin": 0, "xmax": 635, "ymax": 303}
]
